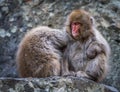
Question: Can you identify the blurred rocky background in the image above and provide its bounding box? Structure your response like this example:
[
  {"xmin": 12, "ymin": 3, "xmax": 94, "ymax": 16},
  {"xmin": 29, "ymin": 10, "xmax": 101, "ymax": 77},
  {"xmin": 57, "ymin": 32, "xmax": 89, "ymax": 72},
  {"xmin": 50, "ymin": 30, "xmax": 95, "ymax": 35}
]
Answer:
[{"xmin": 0, "ymin": 0, "xmax": 120, "ymax": 91}]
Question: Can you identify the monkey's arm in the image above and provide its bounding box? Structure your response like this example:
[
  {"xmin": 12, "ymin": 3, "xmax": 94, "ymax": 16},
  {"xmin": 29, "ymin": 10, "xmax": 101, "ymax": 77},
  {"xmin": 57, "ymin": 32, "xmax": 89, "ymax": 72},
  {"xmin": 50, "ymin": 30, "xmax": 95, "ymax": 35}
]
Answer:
[
  {"xmin": 85, "ymin": 54, "xmax": 108, "ymax": 82},
  {"xmin": 85, "ymin": 42, "xmax": 108, "ymax": 82},
  {"xmin": 61, "ymin": 59, "xmax": 69, "ymax": 76}
]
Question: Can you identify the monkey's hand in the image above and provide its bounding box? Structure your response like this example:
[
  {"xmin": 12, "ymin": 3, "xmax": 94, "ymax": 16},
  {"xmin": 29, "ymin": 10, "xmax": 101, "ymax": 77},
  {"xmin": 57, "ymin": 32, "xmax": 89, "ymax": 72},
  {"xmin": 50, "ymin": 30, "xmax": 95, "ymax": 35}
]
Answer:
[{"xmin": 86, "ymin": 42, "xmax": 103, "ymax": 59}]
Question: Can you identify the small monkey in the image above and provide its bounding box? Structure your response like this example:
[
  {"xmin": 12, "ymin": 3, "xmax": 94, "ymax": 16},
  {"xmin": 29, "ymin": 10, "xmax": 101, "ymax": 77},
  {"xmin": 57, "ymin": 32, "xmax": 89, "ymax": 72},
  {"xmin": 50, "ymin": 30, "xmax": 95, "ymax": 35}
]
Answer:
[
  {"xmin": 61, "ymin": 9, "xmax": 111, "ymax": 82},
  {"xmin": 16, "ymin": 26, "xmax": 67, "ymax": 77}
]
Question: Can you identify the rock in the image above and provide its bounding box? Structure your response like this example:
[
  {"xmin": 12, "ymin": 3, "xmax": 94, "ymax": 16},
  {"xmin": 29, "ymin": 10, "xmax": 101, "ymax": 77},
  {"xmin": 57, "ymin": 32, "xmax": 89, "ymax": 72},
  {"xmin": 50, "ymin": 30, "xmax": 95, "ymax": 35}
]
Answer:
[
  {"xmin": 2, "ymin": 6, "xmax": 9, "ymax": 12},
  {"xmin": 11, "ymin": 26, "xmax": 17, "ymax": 33},
  {"xmin": 0, "ymin": 29, "xmax": 6, "ymax": 38},
  {"xmin": 0, "ymin": 77, "xmax": 118, "ymax": 92},
  {"xmin": 98, "ymin": 0, "xmax": 110, "ymax": 4},
  {"xmin": 82, "ymin": 0, "xmax": 92, "ymax": 4}
]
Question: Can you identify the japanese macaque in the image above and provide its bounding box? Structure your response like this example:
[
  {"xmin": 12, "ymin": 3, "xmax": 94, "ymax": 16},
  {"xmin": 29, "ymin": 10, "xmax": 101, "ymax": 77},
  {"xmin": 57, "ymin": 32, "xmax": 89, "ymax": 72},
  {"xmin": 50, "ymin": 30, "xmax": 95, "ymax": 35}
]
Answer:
[
  {"xmin": 16, "ymin": 26, "xmax": 67, "ymax": 77},
  {"xmin": 61, "ymin": 9, "xmax": 111, "ymax": 82}
]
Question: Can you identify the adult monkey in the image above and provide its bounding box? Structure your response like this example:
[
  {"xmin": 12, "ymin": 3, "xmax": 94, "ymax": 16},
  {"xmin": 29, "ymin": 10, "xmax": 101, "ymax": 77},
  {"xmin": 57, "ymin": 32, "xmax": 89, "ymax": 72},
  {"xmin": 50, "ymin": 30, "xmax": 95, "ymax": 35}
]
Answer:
[
  {"xmin": 16, "ymin": 26, "xmax": 67, "ymax": 77},
  {"xmin": 61, "ymin": 9, "xmax": 111, "ymax": 82}
]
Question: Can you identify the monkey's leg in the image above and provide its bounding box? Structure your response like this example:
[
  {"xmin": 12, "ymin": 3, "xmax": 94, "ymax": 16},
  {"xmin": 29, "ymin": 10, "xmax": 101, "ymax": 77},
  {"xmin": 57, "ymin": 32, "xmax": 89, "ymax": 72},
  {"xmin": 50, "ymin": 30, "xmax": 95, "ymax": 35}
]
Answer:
[
  {"xmin": 33, "ymin": 59, "xmax": 61, "ymax": 77},
  {"xmin": 18, "ymin": 60, "xmax": 31, "ymax": 77},
  {"xmin": 51, "ymin": 59, "xmax": 61, "ymax": 76},
  {"xmin": 85, "ymin": 54, "xmax": 108, "ymax": 82}
]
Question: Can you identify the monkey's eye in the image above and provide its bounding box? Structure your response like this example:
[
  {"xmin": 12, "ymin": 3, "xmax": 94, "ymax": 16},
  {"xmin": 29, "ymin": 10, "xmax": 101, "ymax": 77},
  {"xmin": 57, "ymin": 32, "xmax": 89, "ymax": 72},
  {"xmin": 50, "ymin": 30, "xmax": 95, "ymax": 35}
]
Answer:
[{"xmin": 72, "ymin": 22, "xmax": 82, "ymax": 26}]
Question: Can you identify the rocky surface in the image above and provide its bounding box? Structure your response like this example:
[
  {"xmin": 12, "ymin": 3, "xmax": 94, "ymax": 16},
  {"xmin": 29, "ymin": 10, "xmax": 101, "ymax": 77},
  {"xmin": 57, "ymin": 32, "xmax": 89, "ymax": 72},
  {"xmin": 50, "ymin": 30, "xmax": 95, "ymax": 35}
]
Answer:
[
  {"xmin": 0, "ymin": 76, "xmax": 118, "ymax": 92},
  {"xmin": 0, "ymin": 0, "xmax": 120, "ymax": 91}
]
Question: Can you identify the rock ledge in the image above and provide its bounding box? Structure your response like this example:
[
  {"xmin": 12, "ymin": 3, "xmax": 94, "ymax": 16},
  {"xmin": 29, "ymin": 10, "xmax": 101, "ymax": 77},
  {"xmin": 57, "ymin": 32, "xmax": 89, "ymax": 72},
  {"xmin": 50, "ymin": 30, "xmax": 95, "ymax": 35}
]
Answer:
[{"xmin": 0, "ymin": 76, "xmax": 118, "ymax": 92}]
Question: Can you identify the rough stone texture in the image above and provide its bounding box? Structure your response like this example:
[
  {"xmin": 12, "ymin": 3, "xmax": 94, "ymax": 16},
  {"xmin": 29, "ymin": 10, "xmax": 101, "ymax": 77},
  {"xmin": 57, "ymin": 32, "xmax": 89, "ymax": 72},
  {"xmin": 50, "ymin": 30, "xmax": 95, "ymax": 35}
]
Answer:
[
  {"xmin": 0, "ymin": 0, "xmax": 120, "ymax": 91},
  {"xmin": 0, "ymin": 77, "xmax": 118, "ymax": 92}
]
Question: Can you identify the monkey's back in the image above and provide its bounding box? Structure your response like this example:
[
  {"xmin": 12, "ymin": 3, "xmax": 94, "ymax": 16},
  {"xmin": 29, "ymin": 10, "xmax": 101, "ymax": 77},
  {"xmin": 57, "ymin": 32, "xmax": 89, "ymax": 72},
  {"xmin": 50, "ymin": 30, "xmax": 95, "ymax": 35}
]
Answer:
[{"xmin": 16, "ymin": 26, "xmax": 67, "ymax": 77}]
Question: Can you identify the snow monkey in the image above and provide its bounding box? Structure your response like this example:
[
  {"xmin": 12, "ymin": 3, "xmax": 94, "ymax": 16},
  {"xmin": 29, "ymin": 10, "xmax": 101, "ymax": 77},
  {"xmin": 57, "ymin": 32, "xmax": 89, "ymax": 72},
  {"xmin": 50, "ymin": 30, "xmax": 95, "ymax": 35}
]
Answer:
[
  {"xmin": 61, "ymin": 9, "xmax": 111, "ymax": 82},
  {"xmin": 16, "ymin": 26, "xmax": 67, "ymax": 77}
]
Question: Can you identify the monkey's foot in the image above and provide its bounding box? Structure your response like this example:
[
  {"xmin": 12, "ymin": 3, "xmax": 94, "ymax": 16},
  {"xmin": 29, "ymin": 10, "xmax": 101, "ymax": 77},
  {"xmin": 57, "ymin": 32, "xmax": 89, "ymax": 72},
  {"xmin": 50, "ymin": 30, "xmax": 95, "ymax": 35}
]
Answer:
[{"xmin": 76, "ymin": 71, "xmax": 89, "ymax": 78}]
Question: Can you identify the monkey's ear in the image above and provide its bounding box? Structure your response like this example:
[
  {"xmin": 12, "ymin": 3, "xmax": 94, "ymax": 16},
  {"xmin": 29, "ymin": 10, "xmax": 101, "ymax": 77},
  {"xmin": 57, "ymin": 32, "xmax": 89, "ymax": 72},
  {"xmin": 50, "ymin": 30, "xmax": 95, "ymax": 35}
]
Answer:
[
  {"xmin": 90, "ymin": 16, "xmax": 95, "ymax": 26},
  {"xmin": 65, "ymin": 15, "xmax": 70, "ymax": 26},
  {"xmin": 65, "ymin": 16, "xmax": 71, "ymax": 34}
]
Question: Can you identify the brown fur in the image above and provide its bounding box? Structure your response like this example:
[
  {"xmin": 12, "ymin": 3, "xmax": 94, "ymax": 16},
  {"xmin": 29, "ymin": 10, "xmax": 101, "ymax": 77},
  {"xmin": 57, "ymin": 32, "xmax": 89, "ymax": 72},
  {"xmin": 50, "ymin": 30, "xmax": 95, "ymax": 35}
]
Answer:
[
  {"xmin": 62, "ymin": 9, "xmax": 111, "ymax": 82},
  {"xmin": 16, "ymin": 26, "xmax": 67, "ymax": 77}
]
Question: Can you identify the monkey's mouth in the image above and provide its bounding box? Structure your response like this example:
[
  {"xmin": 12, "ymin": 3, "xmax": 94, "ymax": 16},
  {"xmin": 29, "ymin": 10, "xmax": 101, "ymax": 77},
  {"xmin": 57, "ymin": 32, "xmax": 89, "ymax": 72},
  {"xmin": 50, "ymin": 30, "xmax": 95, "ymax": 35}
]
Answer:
[
  {"xmin": 72, "ymin": 27, "xmax": 81, "ymax": 38},
  {"xmin": 72, "ymin": 30, "xmax": 79, "ymax": 37}
]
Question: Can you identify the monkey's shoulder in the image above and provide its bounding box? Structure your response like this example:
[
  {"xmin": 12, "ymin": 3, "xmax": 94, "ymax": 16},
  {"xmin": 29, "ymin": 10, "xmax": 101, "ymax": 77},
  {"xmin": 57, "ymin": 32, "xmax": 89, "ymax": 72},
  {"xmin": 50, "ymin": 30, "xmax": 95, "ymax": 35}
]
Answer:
[
  {"xmin": 26, "ymin": 26, "xmax": 62, "ymax": 36},
  {"xmin": 22, "ymin": 26, "xmax": 66, "ymax": 42}
]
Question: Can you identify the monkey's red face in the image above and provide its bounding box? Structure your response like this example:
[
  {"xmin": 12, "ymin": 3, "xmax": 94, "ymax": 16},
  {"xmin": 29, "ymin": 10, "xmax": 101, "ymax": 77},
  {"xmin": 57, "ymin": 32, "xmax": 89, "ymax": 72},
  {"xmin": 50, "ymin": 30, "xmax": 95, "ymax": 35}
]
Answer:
[
  {"xmin": 67, "ymin": 10, "xmax": 93, "ymax": 40},
  {"xmin": 71, "ymin": 22, "xmax": 81, "ymax": 39}
]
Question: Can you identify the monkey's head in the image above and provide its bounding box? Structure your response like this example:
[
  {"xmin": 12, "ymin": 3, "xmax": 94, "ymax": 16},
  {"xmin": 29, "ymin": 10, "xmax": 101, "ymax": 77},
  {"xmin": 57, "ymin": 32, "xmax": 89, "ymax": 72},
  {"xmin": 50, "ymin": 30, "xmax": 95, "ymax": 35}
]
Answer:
[{"xmin": 66, "ymin": 9, "xmax": 94, "ymax": 40}]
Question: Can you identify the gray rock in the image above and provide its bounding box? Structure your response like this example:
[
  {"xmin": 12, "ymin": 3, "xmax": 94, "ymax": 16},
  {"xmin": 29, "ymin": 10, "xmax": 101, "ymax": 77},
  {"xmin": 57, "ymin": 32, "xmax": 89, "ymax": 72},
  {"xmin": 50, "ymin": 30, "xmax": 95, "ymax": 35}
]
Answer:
[
  {"xmin": 0, "ymin": 77, "xmax": 118, "ymax": 92},
  {"xmin": 98, "ymin": 0, "xmax": 110, "ymax": 4}
]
